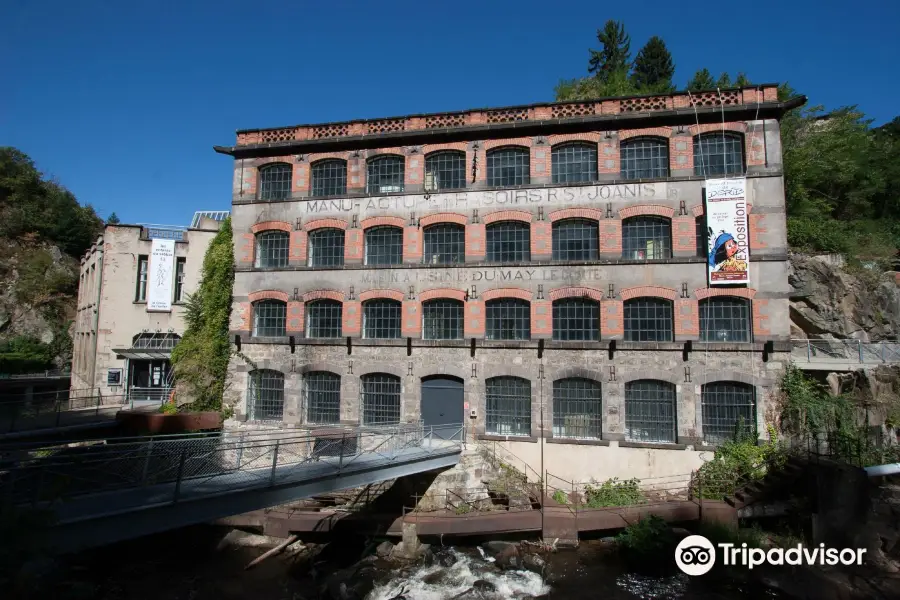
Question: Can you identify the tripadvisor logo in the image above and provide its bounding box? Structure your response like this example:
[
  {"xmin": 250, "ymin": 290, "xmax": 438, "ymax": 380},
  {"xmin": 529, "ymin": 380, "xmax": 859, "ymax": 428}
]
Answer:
[{"xmin": 674, "ymin": 535, "xmax": 867, "ymax": 576}]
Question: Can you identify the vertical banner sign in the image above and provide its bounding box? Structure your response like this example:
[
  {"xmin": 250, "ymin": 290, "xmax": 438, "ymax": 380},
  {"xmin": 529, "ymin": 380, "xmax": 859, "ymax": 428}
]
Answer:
[
  {"xmin": 147, "ymin": 239, "xmax": 176, "ymax": 311},
  {"xmin": 706, "ymin": 178, "xmax": 750, "ymax": 286}
]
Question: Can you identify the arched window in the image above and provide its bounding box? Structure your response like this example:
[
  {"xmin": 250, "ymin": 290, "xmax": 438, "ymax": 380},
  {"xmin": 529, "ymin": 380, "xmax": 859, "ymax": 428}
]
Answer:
[
  {"xmin": 693, "ymin": 132, "xmax": 744, "ymax": 177},
  {"xmin": 700, "ymin": 297, "xmax": 751, "ymax": 342},
  {"xmin": 625, "ymin": 380, "xmax": 676, "ymax": 443},
  {"xmin": 363, "ymin": 299, "xmax": 402, "ymax": 339},
  {"xmin": 423, "ymin": 223, "xmax": 464, "ymax": 264},
  {"xmin": 306, "ymin": 299, "xmax": 342, "ymax": 339},
  {"xmin": 311, "ymin": 159, "xmax": 347, "ymax": 197},
  {"xmin": 253, "ymin": 300, "xmax": 286, "ymax": 337},
  {"xmin": 486, "ymin": 221, "xmax": 530, "ymax": 262},
  {"xmin": 361, "ymin": 373, "xmax": 401, "ymax": 425},
  {"xmin": 304, "ymin": 371, "xmax": 341, "ymax": 424},
  {"xmin": 422, "ymin": 299, "xmax": 463, "ymax": 340},
  {"xmin": 131, "ymin": 332, "xmax": 181, "ymax": 350},
  {"xmin": 425, "ymin": 151, "xmax": 465, "ymax": 191},
  {"xmin": 552, "ymin": 219, "xmax": 599, "ymax": 261},
  {"xmin": 622, "ymin": 216, "xmax": 672, "ymax": 260},
  {"xmin": 247, "ymin": 369, "xmax": 284, "ymax": 421},
  {"xmin": 552, "ymin": 143, "xmax": 597, "ymax": 184},
  {"xmin": 553, "ymin": 378, "xmax": 602, "ymax": 439},
  {"xmin": 487, "ymin": 147, "xmax": 530, "ymax": 187},
  {"xmin": 367, "ymin": 155, "xmax": 405, "ymax": 194},
  {"xmin": 486, "ymin": 298, "xmax": 531, "ymax": 340},
  {"xmin": 258, "ymin": 163, "xmax": 292, "ymax": 201},
  {"xmin": 365, "ymin": 226, "xmax": 403, "ymax": 266},
  {"xmin": 255, "ymin": 231, "xmax": 290, "ymax": 268},
  {"xmin": 702, "ymin": 381, "xmax": 757, "ymax": 443},
  {"xmin": 308, "ymin": 228, "xmax": 345, "ymax": 267},
  {"xmin": 624, "ymin": 298, "xmax": 673, "ymax": 342},
  {"xmin": 696, "ymin": 215, "xmax": 708, "ymax": 258},
  {"xmin": 620, "ymin": 137, "xmax": 669, "ymax": 180},
  {"xmin": 552, "ymin": 298, "xmax": 599, "ymax": 341},
  {"xmin": 485, "ymin": 376, "xmax": 531, "ymax": 436}
]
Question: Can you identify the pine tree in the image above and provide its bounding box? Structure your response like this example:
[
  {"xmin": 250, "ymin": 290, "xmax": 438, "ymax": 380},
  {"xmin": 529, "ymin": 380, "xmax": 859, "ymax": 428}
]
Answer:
[
  {"xmin": 588, "ymin": 20, "xmax": 631, "ymax": 83},
  {"xmin": 631, "ymin": 36, "xmax": 675, "ymax": 93},
  {"xmin": 716, "ymin": 72, "xmax": 732, "ymax": 87},
  {"xmin": 686, "ymin": 68, "xmax": 715, "ymax": 91},
  {"xmin": 106, "ymin": 212, "xmax": 120, "ymax": 225},
  {"xmin": 735, "ymin": 72, "xmax": 752, "ymax": 87}
]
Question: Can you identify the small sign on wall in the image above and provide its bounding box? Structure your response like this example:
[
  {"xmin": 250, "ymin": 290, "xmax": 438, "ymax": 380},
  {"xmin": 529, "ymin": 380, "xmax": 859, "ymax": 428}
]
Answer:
[{"xmin": 107, "ymin": 368, "xmax": 122, "ymax": 385}]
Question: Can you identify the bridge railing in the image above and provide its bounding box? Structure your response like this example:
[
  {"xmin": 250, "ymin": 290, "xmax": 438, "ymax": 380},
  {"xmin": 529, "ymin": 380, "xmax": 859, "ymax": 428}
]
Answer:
[
  {"xmin": 0, "ymin": 393, "xmax": 131, "ymax": 435},
  {"xmin": 791, "ymin": 339, "xmax": 900, "ymax": 364},
  {"xmin": 0, "ymin": 423, "xmax": 461, "ymax": 509}
]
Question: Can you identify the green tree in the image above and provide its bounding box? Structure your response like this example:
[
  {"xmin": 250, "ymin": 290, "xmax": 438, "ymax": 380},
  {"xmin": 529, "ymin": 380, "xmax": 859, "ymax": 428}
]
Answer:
[
  {"xmin": 734, "ymin": 72, "xmax": 751, "ymax": 87},
  {"xmin": 106, "ymin": 212, "xmax": 120, "ymax": 225},
  {"xmin": 555, "ymin": 69, "xmax": 639, "ymax": 101},
  {"xmin": 630, "ymin": 35, "xmax": 675, "ymax": 93},
  {"xmin": 170, "ymin": 218, "xmax": 234, "ymax": 411},
  {"xmin": 686, "ymin": 68, "xmax": 715, "ymax": 91},
  {"xmin": 715, "ymin": 72, "xmax": 732, "ymax": 87},
  {"xmin": 588, "ymin": 20, "xmax": 631, "ymax": 83}
]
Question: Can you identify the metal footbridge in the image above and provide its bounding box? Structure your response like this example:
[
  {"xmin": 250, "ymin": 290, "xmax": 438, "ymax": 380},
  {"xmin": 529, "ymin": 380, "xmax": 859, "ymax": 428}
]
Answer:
[
  {"xmin": 0, "ymin": 424, "xmax": 462, "ymax": 552},
  {"xmin": 791, "ymin": 339, "xmax": 900, "ymax": 371}
]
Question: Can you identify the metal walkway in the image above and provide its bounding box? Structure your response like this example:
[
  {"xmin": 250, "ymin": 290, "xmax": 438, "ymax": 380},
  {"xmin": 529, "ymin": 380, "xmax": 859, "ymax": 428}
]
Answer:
[
  {"xmin": 791, "ymin": 339, "xmax": 900, "ymax": 371},
  {"xmin": 1, "ymin": 424, "xmax": 462, "ymax": 552},
  {"xmin": 0, "ymin": 393, "xmax": 159, "ymax": 439}
]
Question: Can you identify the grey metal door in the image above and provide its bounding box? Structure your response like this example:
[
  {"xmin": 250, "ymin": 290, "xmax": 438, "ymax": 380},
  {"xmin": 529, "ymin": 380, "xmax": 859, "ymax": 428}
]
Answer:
[{"xmin": 421, "ymin": 377, "xmax": 464, "ymax": 441}]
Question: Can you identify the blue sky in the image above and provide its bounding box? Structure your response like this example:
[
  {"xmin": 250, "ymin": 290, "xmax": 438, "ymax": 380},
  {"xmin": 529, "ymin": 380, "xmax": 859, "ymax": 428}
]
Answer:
[{"xmin": 3, "ymin": 0, "xmax": 898, "ymax": 226}]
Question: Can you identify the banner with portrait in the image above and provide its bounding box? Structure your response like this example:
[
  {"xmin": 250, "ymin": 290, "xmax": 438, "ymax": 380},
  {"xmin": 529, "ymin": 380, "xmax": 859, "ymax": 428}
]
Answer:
[
  {"xmin": 705, "ymin": 178, "xmax": 750, "ymax": 286},
  {"xmin": 147, "ymin": 239, "xmax": 176, "ymax": 311}
]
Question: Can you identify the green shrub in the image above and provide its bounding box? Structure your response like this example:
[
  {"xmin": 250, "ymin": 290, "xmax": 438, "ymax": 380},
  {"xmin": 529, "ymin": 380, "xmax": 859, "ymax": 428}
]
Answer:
[
  {"xmin": 552, "ymin": 489, "xmax": 569, "ymax": 505},
  {"xmin": 694, "ymin": 425, "xmax": 784, "ymax": 500},
  {"xmin": 615, "ymin": 515, "xmax": 676, "ymax": 569},
  {"xmin": 584, "ymin": 477, "xmax": 643, "ymax": 507},
  {"xmin": 0, "ymin": 336, "xmax": 54, "ymax": 374}
]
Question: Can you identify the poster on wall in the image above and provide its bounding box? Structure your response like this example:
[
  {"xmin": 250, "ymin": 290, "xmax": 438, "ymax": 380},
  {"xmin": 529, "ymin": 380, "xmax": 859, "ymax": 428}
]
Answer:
[
  {"xmin": 147, "ymin": 238, "xmax": 176, "ymax": 311},
  {"xmin": 705, "ymin": 178, "xmax": 750, "ymax": 286}
]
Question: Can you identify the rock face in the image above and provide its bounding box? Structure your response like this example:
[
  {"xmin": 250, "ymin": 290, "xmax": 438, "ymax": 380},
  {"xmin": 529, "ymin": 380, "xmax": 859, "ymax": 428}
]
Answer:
[{"xmin": 789, "ymin": 255, "xmax": 900, "ymax": 342}]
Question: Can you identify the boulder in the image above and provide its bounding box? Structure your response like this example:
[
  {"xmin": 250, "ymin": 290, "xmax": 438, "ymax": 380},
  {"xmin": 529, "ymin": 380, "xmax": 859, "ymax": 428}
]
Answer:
[
  {"xmin": 521, "ymin": 552, "xmax": 546, "ymax": 576},
  {"xmin": 375, "ymin": 541, "xmax": 395, "ymax": 559},
  {"xmin": 494, "ymin": 544, "xmax": 521, "ymax": 570},
  {"xmin": 435, "ymin": 549, "xmax": 457, "ymax": 567},
  {"xmin": 481, "ymin": 541, "xmax": 517, "ymax": 556},
  {"xmin": 472, "ymin": 580, "xmax": 496, "ymax": 593}
]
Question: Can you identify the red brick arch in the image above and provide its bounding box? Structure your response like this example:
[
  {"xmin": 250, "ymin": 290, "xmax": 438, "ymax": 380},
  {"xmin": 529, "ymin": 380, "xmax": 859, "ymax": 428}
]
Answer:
[
  {"xmin": 691, "ymin": 204, "xmax": 705, "ymax": 217},
  {"xmin": 689, "ymin": 123, "xmax": 747, "ymax": 136},
  {"xmin": 548, "ymin": 135, "xmax": 602, "ymax": 148},
  {"xmin": 549, "ymin": 287, "xmax": 605, "ymax": 303},
  {"xmin": 423, "ymin": 144, "xmax": 467, "ymax": 156},
  {"xmin": 620, "ymin": 286, "xmax": 678, "ymax": 301},
  {"xmin": 308, "ymin": 153, "xmax": 349, "ymax": 164},
  {"xmin": 361, "ymin": 216, "xmax": 406, "ymax": 230},
  {"xmin": 249, "ymin": 290, "xmax": 289, "ymax": 303},
  {"xmin": 483, "ymin": 210, "xmax": 533, "ymax": 225},
  {"xmin": 419, "ymin": 213, "xmax": 467, "ymax": 228},
  {"xmin": 548, "ymin": 208, "xmax": 604, "ymax": 223},
  {"xmin": 618, "ymin": 205, "xmax": 676, "ymax": 220},
  {"xmin": 484, "ymin": 139, "xmax": 531, "ymax": 151},
  {"xmin": 250, "ymin": 157, "xmax": 293, "ymax": 168},
  {"xmin": 250, "ymin": 220, "xmax": 292, "ymax": 234},
  {"xmin": 694, "ymin": 288, "xmax": 757, "ymax": 301},
  {"xmin": 481, "ymin": 288, "xmax": 533, "ymax": 302},
  {"xmin": 304, "ymin": 218, "xmax": 348, "ymax": 231},
  {"xmin": 360, "ymin": 289, "xmax": 405, "ymax": 302},
  {"xmin": 419, "ymin": 288, "xmax": 467, "ymax": 303},
  {"xmin": 302, "ymin": 290, "xmax": 345, "ymax": 302},
  {"xmin": 618, "ymin": 127, "xmax": 674, "ymax": 141}
]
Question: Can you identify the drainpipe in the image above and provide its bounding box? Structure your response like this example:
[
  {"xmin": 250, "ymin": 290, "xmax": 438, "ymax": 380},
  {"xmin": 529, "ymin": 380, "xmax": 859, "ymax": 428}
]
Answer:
[
  {"xmin": 864, "ymin": 463, "xmax": 900, "ymax": 477},
  {"xmin": 90, "ymin": 253, "xmax": 104, "ymax": 401}
]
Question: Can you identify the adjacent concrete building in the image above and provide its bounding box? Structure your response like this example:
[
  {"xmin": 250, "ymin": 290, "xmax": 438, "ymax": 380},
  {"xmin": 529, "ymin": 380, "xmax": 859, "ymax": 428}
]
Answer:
[
  {"xmin": 70, "ymin": 212, "xmax": 229, "ymax": 403},
  {"xmin": 215, "ymin": 86, "xmax": 803, "ymax": 481}
]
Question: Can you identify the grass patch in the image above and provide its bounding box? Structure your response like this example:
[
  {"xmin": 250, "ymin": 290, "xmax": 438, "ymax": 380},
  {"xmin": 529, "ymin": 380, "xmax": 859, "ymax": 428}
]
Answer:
[{"xmin": 584, "ymin": 477, "xmax": 643, "ymax": 507}]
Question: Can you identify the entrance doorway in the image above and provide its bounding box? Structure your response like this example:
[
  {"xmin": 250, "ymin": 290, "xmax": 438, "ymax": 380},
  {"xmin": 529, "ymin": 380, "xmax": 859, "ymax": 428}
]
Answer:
[
  {"xmin": 420, "ymin": 376, "xmax": 464, "ymax": 441},
  {"xmin": 128, "ymin": 359, "xmax": 171, "ymax": 404}
]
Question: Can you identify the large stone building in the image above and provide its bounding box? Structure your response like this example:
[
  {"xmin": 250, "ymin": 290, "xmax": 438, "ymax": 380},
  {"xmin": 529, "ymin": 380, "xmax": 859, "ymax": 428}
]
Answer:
[
  {"xmin": 216, "ymin": 86, "xmax": 803, "ymax": 481},
  {"xmin": 70, "ymin": 212, "xmax": 229, "ymax": 402}
]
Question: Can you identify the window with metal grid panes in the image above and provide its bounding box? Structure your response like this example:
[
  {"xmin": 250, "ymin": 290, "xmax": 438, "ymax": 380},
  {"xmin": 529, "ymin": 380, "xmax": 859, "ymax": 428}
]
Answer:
[
  {"xmin": 624, "ymin": 380, "xmax": 676, "ymax": 443},
  {"xmin": 308, "ymin": 228, "xmax": 345, "ymax": 267},
  {"xmin": 620, "ymin": 137, "xmax": 669, "ymax": 180},
  {"xmin": 174, "ymin": 257, "xmax": 186, "ymax": 302},
  {"xmin": 487, "ymin": 147, "xmax": 530, "ymax": 187},
  {"xmin": 361, "ymin": 373, "xmax": 401, "ymax": 425},
  {"xmin": 258, "ymin": 163, "xmax": 292, "ymax": 201},
  {"xmin": 367, "ymin": 155, "xmax": 405, "ymax": 194},
  {"xmin": 696, "ymin": 215, "xmax": 708, "ymax": 257},
  {"xmin": 425, "ymin": 151, "xmax": 466, "ymax": 191},
  {"xmin": 486, "ymin": 221, "xmax": 530, "ymax": 262},
  {"xmin": 422, "ymin": 299, "xmax": 463, "ymax": 340},
  {"xmin": 622, "ymin": 216, "xmax": 672, "ymax": 259},
  {"xmin": 423, "ymin": 223, "xmax": 464, "ymax": 264},
  {"xmin": 136, "ymin": 255, "xmax": 148, "ymax": 301},
  {"xmin": 304, "ymin": 371, "xmax": 341, "ymax": 424},
  {"xmin": 701, "ymin": 381, "xmax": 757, "ymax": 443},
  {"xmin": 552, "ymin": 143, "xmax": 597, "ymax": 184},
  {"xmin": 700, "ymin": 297, "xmax": 751, "ymax": 342},
  {"xmin": 311, "ymin": 159, "xmax": 348, "ymax": 196},
  {"xmin": 247, "ymin": 369, "xmax": 285, "ymax": 421},
  {"xmin": 693, "ymin": 132, "xmax": 744, "ymax": 177},
  {"xmin": 552, "ymin": 219, "xmax": 599, "ymax": 261},
  {"xmin": 486, "ymin": 298, "xmax": 531, "ymax": 340},
  {"xmin": 363, "ymin": 299, "xmax": 402, "ymax": 339},
  {"xmin": 624, "ymin": 298, "xmax": 673, "ymax": 342},
  {"xmin": 364, "ymin": 226, "xmax": 403, "ymax": 266},
  {"xmin": 306, "ymin": 299, "xmax": 342, "ymax": 338},
  {"xmin": 485, "ymin": 377, "xmax": 532, "ymax": 436},
  {"xmin": 253, "ymin": 300, "xmax": 287, "ymax": 337},
  {"xmin": 552, "ymin": 298, "xmax": 599, "ymax": 341},
  {"xmin": 255, "ymin": 231, "xmax": 290, "ymax": 268},
  {"xmin": 552, "ymin": 378, "xmax": 602, "ymax": 439}
]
